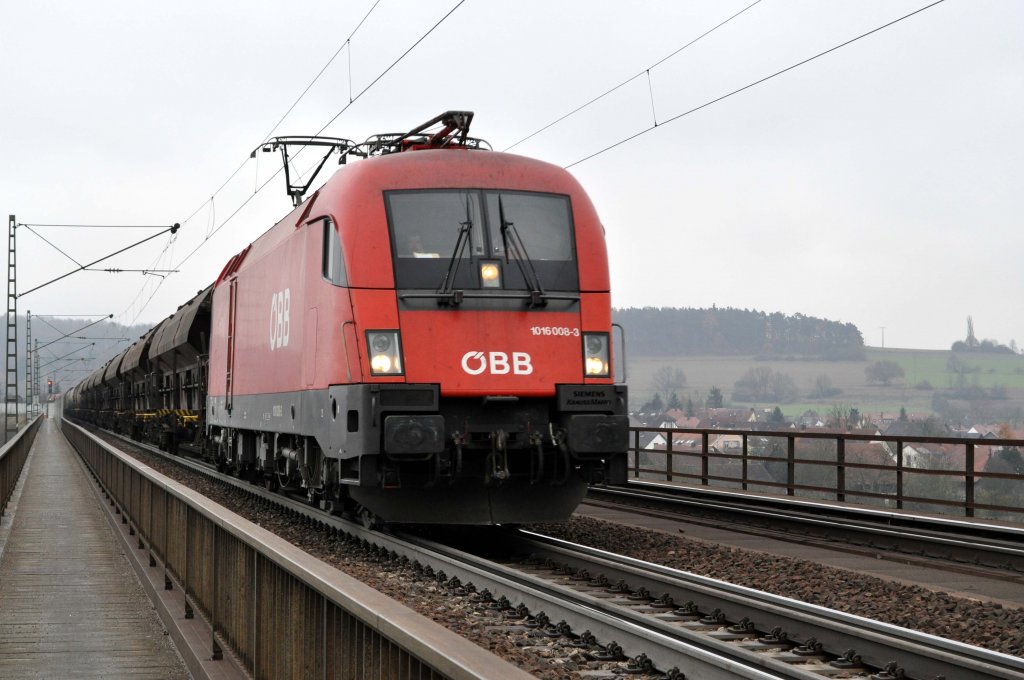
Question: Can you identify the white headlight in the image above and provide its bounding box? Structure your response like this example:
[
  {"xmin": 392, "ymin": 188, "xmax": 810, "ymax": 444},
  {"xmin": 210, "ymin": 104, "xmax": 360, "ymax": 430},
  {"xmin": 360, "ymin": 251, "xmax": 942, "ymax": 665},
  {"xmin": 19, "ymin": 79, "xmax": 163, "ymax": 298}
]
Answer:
[
  {"xmin": 367, "ymin": 331, "xmax": 403, "ymax": 375},
  {"xmin": 585, "ymin": 356, "xmax": 609, "ymax": 376},
  {"xmin": 583, "ymin": 333, "xmax": 610, "ymax": 378}
]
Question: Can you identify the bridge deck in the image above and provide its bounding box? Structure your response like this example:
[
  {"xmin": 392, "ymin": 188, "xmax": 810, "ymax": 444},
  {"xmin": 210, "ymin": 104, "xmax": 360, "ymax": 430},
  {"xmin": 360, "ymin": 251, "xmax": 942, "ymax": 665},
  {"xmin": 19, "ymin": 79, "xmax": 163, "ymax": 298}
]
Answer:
[{"xmin": 0, "ymin": 418, "xmax": 190, "ymax": 679}]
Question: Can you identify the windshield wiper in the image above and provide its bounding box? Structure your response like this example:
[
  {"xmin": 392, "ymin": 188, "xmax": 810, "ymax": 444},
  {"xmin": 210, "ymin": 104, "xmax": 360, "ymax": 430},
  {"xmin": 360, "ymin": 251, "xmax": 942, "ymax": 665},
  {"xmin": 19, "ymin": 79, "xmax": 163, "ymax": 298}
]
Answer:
[
  {"xmin": 436, "ymin": 196, "xmax": 474, "ymax": 305},
  {"xmin": 498, "ymin": 196, "xmax": 546, "ymax": 307}
]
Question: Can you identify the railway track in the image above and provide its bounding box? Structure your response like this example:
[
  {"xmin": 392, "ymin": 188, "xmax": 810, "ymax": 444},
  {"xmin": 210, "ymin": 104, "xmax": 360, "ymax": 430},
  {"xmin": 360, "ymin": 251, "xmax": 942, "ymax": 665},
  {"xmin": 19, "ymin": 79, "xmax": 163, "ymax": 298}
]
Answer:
[
  {"xmin": 586, "ymin": 482, "xmax": 1024, "ymax": 579},
  {"xmin": 471, "ymin": 530, "xmax": 1024, "ymax": 680},
  {"xmin": 89, "ymin": 427, "xmax": 1024, "ymax": 680}
]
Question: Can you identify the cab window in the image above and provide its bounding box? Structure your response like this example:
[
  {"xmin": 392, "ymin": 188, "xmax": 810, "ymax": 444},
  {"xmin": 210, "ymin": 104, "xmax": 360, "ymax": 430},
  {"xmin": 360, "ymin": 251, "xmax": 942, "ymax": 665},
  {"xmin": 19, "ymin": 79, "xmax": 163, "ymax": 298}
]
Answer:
[
  {"xmin": 320, "ymin": 218, "xmax": 346, "ymax": 286},
  {"xmin": 385, "ymin": 189, "xmax": 577, "ymax": 291}
]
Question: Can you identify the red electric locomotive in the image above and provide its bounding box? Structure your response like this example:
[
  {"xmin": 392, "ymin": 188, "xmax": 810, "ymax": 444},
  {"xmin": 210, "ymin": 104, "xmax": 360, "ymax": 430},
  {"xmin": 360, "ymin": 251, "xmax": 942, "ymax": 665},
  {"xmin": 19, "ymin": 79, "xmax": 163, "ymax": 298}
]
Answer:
[{"xmin": 77, "ymin": 112, "xmax": 628, "ymax": 525}]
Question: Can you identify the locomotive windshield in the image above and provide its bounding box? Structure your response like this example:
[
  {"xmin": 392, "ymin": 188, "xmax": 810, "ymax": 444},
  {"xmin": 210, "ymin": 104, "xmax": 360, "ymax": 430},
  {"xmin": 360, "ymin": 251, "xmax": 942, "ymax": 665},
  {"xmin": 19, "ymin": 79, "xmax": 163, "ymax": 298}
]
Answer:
[{"xmin": 386, "ymin": 189, "xmax": 578, "ymax": 293}]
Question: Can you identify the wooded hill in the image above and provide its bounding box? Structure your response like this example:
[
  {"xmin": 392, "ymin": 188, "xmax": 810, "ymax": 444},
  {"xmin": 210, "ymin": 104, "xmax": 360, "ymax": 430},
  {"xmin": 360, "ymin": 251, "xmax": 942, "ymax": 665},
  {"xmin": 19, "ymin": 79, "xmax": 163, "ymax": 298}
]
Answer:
[{"xmin": 614, "ymin": 307, "xmax": 865, "ymax": 360}]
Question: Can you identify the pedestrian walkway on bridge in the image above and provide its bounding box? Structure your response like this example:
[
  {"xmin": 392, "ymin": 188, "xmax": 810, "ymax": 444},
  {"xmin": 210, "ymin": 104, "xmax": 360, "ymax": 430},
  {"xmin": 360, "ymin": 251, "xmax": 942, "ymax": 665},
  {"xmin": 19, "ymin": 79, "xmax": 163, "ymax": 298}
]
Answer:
[{"xmin": 0, "ymin": 418, "xmax": 190, "ymax": 679}]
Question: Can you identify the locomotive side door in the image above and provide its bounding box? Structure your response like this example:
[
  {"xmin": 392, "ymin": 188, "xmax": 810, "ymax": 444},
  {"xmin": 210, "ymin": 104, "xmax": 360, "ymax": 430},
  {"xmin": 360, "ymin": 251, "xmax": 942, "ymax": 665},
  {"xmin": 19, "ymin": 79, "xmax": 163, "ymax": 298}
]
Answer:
[
  {"xmin": 303, "ymin": 221, "xmax": 320, "ymax": 388},
  {"xmin": 306, "ymin": 216, "xmax": 355, "ymax": 388}
]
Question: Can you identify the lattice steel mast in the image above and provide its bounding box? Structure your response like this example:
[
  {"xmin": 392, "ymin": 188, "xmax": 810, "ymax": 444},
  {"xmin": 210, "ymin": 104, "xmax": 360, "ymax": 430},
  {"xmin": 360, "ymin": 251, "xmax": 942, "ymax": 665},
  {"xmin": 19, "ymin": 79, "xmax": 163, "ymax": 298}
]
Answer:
[
  {"xmin": 5, "ymin": 215, "xmax": 17, "ymax": 439},
  {"xmin": 25, "ymin": 310, "xmax": 32, "ymax": 419},
  {"xmin": 33, "ymin": 339, "xmax": 39, "ymax": 417}
]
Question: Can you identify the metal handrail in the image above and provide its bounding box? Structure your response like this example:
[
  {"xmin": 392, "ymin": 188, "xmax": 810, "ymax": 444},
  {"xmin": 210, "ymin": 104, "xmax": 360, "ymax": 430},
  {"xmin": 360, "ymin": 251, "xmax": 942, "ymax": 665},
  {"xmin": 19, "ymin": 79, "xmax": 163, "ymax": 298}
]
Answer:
[
  {"xmin": 628, "ymin": 425, "xmax": 1024, "ymax": 519},
  {"xmin": 0, "ymin": 414, "xmax": 42, "ymax": 517}
]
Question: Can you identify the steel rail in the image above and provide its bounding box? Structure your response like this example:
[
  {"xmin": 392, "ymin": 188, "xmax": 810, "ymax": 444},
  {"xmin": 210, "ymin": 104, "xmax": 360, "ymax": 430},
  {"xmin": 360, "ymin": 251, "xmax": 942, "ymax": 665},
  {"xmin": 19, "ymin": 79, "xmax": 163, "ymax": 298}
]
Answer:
[
  {"xmin": 394, "ymin": 532, "xmax": 820, "ymax": 680},
  {"xmin": 502, "ymin": 529, "xmax": 1024, "ymax": 680},
  {"xmin": 588, "ymin": 482, "xmax": 1024, "ymax": 572}
]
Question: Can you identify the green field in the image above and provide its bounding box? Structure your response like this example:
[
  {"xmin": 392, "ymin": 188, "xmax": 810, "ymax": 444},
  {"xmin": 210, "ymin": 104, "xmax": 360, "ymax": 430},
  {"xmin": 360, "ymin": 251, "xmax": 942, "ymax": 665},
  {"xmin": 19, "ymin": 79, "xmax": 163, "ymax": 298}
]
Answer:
[
  {"xmin": 628, "ymin": 347, "xmax": 1024, "ymax": 422},
  {"xmin": 881, "ymin": 348, "xmax": 1024, "ymax": 390}
]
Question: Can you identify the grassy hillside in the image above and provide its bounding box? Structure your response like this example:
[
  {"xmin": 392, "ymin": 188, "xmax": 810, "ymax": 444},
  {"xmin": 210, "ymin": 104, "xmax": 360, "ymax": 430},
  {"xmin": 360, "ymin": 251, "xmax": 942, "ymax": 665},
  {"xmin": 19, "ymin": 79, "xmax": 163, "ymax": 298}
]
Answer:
[{"xmin": 627, "ymin": 347, "xmax": 1024, "ymax": 423}]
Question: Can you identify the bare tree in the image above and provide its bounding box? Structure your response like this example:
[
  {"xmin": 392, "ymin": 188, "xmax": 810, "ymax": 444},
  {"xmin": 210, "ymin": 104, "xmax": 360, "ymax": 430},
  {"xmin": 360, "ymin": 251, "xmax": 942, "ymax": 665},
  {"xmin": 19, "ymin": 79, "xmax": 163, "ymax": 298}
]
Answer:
[
  {"xmin": 810, "ymin": 374, "xmax": 841, "ymax": 398},
  {"xmin": 827, "ymin": 404, "xmax": 855, "ymax": 430},
  {"xmin": 733, "ymin": 367, "xmax": 797, "ymax": 403}
]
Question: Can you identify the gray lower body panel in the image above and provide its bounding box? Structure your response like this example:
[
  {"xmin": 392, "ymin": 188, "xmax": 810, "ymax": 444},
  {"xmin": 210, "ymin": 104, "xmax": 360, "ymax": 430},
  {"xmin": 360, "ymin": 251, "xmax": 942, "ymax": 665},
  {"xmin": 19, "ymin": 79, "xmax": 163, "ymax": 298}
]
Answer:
[{"xmin": 207, "ymin": 383, "xmax": 624, "ymax": 524}]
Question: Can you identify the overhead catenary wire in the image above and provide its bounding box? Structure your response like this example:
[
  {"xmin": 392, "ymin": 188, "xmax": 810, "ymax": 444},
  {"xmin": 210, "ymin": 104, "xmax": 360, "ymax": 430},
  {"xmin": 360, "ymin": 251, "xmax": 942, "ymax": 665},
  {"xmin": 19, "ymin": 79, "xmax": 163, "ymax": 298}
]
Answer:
[
  {"xmin": 17, "ymin": 219, "xmax": 178, "ymax": 330},
  {"xmin": 646, "ymin": 70, "xmax": 658, "ymax": 127},
  {"xmin": 260, "ymin": 0, "xmax": 384, "ymax": 143},
  {"xmin": 89, "ymin": 268, "xmax": 178, "ymax": 274},
  {"xmin": 118, "ymin": 229, "xmax": 179, "ymax": 328},
  {"xmin": 503, "ymin": 0, "xmax": 764, "ymax": 152},
  {"xmin": 172, "ymin": 0, "xmax": 470, "ymax": 273},
  {"xmin": 314, "ymin": 0, "xmax": 468, "ymax": 135},
  {"xmin": 21, "ymin": 221, "xmax": 178, "ymax": 280},
  {"xmin": 34, "ymin": 316, "xmax": 82, "ymax": 338},
  {"xmin": 34, "ymin": 316, "xmax": 113, "ymax": 353},
  {"xmin": 21, "ymin": 225, "xmax": 83, "ymax": 267},
  {"xmin": 17, "ymin": 217, "xmax": 177, "ymax": 325},
  {"xmin": 18, "ymin": 224, "xmax": 179, "ymax": 298},
  {"xmin": 38, "ymin": 336, "xmax": 128, "ymax": 342},
  {"xmin": 17, "ymin": 223, "xmax": 174, "ymax": 228},
  {"xmin": 38, "ymin": 344, "xmax": 94, "ymax": 370},
  {"xmin": 49, "ymin": 359, "xmax": 91, "ymax": 373},
  {"xmin": 73, "ymin": 0, "xmax": 469, "ymax": 336},
  {"xmin": 176, "ymin": 0, "xmax": 387, "ymax": 231},
  {"xmin": 565, "ymin": 0, "xmax": 947, "ymax": 169},
  {"xmin": 16, "ymin": 4, "xmax": 934, "ymax": 339}
]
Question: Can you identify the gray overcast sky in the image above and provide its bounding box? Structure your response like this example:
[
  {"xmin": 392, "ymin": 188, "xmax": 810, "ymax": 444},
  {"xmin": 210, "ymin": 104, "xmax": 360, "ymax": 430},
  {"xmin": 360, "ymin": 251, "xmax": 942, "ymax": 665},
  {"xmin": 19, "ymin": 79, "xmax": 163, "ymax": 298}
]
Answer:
[{"xmin": 1, "ymin": 0, "xmax": 1020, "ymax": 353}]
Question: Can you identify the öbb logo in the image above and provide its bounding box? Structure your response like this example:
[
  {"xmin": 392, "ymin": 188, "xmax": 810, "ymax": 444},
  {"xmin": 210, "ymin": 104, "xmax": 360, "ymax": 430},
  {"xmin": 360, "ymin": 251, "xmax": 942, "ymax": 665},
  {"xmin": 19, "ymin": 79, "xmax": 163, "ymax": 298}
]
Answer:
[
  {"xmin": 461, "ymin": 351, "xmax": 533, "ymax": 376},
  {"xmin": 269, "ymin": 289, "xmax": 291, "ymax": 351}
]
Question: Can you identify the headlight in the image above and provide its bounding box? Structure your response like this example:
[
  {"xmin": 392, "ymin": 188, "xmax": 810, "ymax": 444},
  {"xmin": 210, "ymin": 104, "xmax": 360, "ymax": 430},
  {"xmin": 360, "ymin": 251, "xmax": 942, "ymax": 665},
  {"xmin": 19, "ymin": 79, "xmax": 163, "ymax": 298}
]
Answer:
[
  {"xmin": 370, "ymin": 354, "xmax": 394, "ymax": 373},
  {"xmin": 583, "ymin": 332, "xmax": 610, "ymax": 377},
  {"xmin": 367, "ymin": 330, "xmax": 403, "ymax": 375},
  {"xmin": 480, "ymin": 261, "xmax": 501, "ymax": 288}
]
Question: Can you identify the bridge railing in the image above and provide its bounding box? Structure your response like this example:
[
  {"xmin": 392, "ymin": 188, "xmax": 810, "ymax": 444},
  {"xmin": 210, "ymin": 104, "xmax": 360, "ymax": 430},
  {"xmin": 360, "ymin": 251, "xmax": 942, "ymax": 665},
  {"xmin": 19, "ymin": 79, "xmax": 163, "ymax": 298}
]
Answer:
[
  {"xmin": 61, "ymin": 418, "xmax": 530, "ymax": 680},
  {"xmin": 0, "ymin": 414, "xmax": 43, "ymax": 518},
  {"xmin": 627, "ymin": 426, "xmax": 1024, "ymax": 521}
]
